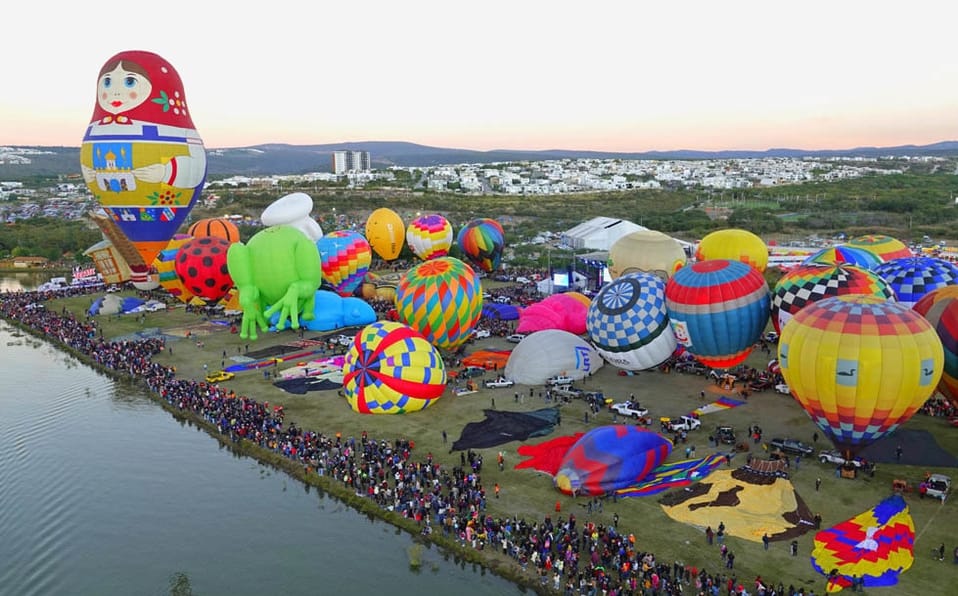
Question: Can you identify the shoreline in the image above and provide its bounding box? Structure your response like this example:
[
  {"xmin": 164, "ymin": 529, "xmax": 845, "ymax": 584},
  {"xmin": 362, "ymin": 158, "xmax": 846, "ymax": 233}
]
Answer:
[{"xmin": 0, "ymin": 294, "xmax": 552, "ymax": 595}]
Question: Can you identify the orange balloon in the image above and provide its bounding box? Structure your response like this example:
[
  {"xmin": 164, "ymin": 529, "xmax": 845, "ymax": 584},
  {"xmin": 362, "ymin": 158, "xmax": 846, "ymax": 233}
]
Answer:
[{"xmin": 188, "ymin": 218, "xmax": 240, "ymax": 243}]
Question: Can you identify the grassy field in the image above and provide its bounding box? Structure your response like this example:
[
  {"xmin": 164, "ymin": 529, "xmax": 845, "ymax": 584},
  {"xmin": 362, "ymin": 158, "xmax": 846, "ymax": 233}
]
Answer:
[{"xmin": 50, "ymin": 289, "xmax": 958, "ymax": 595}]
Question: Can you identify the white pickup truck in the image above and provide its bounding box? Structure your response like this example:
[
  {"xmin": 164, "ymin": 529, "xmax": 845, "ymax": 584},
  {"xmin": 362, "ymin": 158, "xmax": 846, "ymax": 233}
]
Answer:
[
  {"xmin": 546, "ymin": 375, "xmax": 574, "ymax": 387},
  {"xmin": 665, "ymin": 415, "xmax": 702, "ymax": 432},
  {"xmin": 609, "ymin": 401, "xmax": 649, "ymax": 419},
  {"xmin": 483, "ymin": 376, "xmax": 514, "ymax": 389}
]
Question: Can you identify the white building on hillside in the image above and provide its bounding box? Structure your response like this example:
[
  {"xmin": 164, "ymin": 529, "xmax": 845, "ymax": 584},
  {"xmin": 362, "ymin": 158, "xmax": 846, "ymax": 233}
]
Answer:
[{"xmin": 559, "ymin": 217, "xmax": 647, "ymax": 251}]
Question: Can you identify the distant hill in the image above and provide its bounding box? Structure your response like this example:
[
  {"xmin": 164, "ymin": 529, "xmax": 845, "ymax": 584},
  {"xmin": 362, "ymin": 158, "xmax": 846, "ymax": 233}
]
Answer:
[{"xmin": 3, "ymin": 140, "xmax": 958, "ymax": 178}]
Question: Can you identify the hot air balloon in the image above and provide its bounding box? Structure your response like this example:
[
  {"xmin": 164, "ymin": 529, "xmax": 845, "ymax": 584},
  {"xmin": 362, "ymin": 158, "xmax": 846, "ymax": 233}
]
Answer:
[
  {"xmin": 810, "ymin": 495, "xmax": 915, "ymax": 593},
  {"xmin": 913, "ymin": 285, "xmax": 958, "ymax": 408},
  {"xmin": 845, "ymin": 234, "xmax": 912, "ymax": 263},
  {"xmin": 395, "ymin": 256, "xmax": 483, "ymax": 350},
  {"xmin": 803, "ymin": 245, "xmax": 882, "ymax": 270},
  {"xmin": 607, "ymin": 230, "xmax": 687, "ymax": 280},
  {"xmin": 770, "ymin": 264, "xmax": 895, "ymax": 334},
  {"xmin": 554, "ymin": 426, "xmax": 672, "ymax": 496},
  {"xmin": 516, "ymin": 294, "xmax": 589, "ymax": 335},
  {"xmin": 154, "ymin": 234, "xmax": 196, "ymax": 303},
  {"xmin": 665, "ymin": 260, "xmax": 770, "ymax": 368},
  {"xmin": 365, "ymin": 207, "xmax": 405, "ymax": 261},
  {"xmin": 456, "ymin": 218, "xmax": 505, "ymax": 273},
  {"xmin": 174, "ymin": 236, "xmax": 234, "ymax": 302},
  {"xmin": 778, "ymin": 295, "xmax": 943, "ymax": 456},
  {"xmin": 587, "ymin": 272, "xmax": 677, "ymax": 371},
  {"xmin": 188, "ymin": 217, "xmax": 241, "ymax": 243},
  {"xmin": 694, "ymin": 229, "xmax": 768, "ymax": 273},
  {"xmin": 872, "ymin": 256, "xmax": 958, "ymax": 307},
  {"xmin": 406, "ymin": 214, "xmax": 453, "ymax": 260},
  {"xmin": 317, "ymin": 230, "xmax": 372, "ymax": 297},
  {"xmin": 80, "ymin": 50, "xmax": 207, "ymax": 284},
  {"xmin": 341, "ymin": 321, "xmax": 447, "ymax": 414},
  {"xmin": 504, "ymin": 330, "xmax": 604, "ymax": 384}
]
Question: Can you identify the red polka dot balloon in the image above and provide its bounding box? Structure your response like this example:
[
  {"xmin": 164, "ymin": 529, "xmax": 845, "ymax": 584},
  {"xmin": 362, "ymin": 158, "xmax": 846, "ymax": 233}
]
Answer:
[{"xmin": 174, "ymin": 236, "xmax": 234, "ymax": 301}]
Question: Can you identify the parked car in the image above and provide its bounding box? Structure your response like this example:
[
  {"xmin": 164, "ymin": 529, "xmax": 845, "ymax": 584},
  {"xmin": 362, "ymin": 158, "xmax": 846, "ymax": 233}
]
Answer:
[
  {"xmin": 335, "ymin": 334, "xmax": 355, "ymax": 346},
  {"xmin": 675, "ymin": 360, "xmax": 709, "ymax": 375},
  {"xmin": 515, "ymin": 276, "xmax": 531, "ymax": 283},
  {"xmin": 664, "ymin": 415, "xmax": 702, "ymax": 432},
  {"xmin": 483, "ymin": 376, "xmax": 514, "ymax": 388},
  {"xmin": 769, "ymin": 438, "xmax": 815, "ymax": 456},
  {"xmin": 818, "ymin": 449, "xmax": 865, "ymax": 468},
  {"xmin": 748, "ymin": 378, "xmax": 774, "ymax": 392},
  {"xmin": 506, "ymin": 333, "xmax": 527, "ymax": 343},
  {"xmin": 461, "ymin": 366, "xmax": 486, "ymax": 378},
  {"xmin": 472, "ymin": 329, "xmax": 491, "ymax": 339},
  {"xmin": 553, "ymin": 387, "xmax": 584, "ymax": 400},
  {"xmin": 924, "ymin": 474, "xmax": 951, "ymax": 501},
  {"xmin": 609, "ymin": 401, "xmax": 649, "ymax": 419},
  {"xmin": 774, "ymin": 383, "xmax": 791, "ymax": 395},
  {"xmin": 205, "ymin": 370, "xmax": 235, "ymax": 383},
  {"xmin": 763, "ymin": 331, "xmax": 779, "ymax": 343},
  {"xmin": 715, "ymin": 426, "xmax": 737, "ymax": 445},
  {"xmin": 546, "ymin": 375, "xmax": 575, "ymax": 387}
]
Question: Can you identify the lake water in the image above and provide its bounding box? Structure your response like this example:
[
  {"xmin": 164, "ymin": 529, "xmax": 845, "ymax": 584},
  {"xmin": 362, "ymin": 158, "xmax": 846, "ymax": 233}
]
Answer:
[{"xmin": 0, "ymin": 278, "xmax": 522, "ymax": 596}]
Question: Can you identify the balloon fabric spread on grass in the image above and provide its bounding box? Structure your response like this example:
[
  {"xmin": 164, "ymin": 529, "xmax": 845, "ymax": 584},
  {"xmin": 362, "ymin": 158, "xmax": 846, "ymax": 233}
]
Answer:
[
  {"xmin": 779, "ymin": 294, "xmax": 944, "ymax": 455},
  {"xmin": 810, "ymin": 495, "xmax": 915, "ymax": 593},
  {"xmin": 341, "ymin": 321, "xmax": 446, "ymax": 414},
  {"xmin": 451, "ymin": 408, "xmax": 561, "ymax": 451},
  {"xmin": 81, "ymin": 50, "xmax": 207, "ymax": 275}
]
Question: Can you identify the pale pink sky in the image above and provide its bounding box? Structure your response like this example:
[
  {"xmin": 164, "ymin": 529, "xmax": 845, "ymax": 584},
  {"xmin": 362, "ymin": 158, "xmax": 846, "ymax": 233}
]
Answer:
[{"xmin": 4, "ymin": 1, "xmax": 958, "ymax": 152}]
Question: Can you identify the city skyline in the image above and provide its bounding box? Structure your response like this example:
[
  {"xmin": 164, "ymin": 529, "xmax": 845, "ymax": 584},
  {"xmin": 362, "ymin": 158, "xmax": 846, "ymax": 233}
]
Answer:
[{"xmin": 4, "ymin": 1, "xmax": 958, "ymax": 152}]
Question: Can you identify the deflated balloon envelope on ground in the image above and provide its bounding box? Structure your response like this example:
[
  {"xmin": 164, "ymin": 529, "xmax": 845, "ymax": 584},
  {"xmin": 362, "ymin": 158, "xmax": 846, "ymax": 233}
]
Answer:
[
  {"xmin": 810, "ymin": 495, "xmax": 915, "ymax": 593},
  {"xmin": 665, "ymin": 259, "xmax": 770, "ymax": 368},
  {"xmin": 396, "ymin": 256, "xmax": 483, "ymax": 350},
  {"xmin": 779, "ymin": 295, "xmax": 943, "ymax": 456},
  {"xmin": 504, "ymin": 330, "xmax": 604, "ymax": 384},
  {"xmin": 588, "ymin": 272, "xmax": 676, "ymax": 371},
  {"xmin": 406, "ymin": 214, "xmax": 453, "ymax": 260},
  {"xmin": 80, "ymin": 50, "xmax": 207, "ymax": 280},
  {"xmin": 341, "ymin": 321, "xmax": 447, "ymax": 414}
]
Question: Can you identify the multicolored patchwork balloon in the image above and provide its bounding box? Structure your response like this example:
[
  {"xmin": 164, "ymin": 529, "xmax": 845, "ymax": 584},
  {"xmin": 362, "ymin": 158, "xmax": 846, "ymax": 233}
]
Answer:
[
  {"xmin": 811, "ymin": 495, "xmax": 915, "ymax": 593},
  {"xmin": 873, "ymin": 256, "xmax": 958, "ymax": 307},
  {"xmin": 845, "ymin": 234, "xmax": 912, "ymax": 262},
  {"xmin": 555, "ymin": 426, "xmax": 672, "ymax": 496},
  {"xmin": 80, "ymin": 50, "xmax": 207, "ymax": 277},
  {"xmin": 665, "ymin": 259, "xmax": 770, "ymax": 368},
  {"xmin": 456, "ymin": 218, "xmax": 505, "ymax": 273},
  {"xmin": 342, "ymin": 321, "xmax": 447, "ymax": 414},
  {"xmin": 396, "ymin": 256, "xmax": 483, "ymax": 350},
  {"xmin": 803, "ymin": 245, "xmax": 882, "ymax": 270},
  {"xmin": 587, "ymin": 272, "xmax": 676, "ymax": 371},
  {"xmin": 694, "ymin": 229, "xmax": 768, "ymax": 272},
  {"xmin": 779, "ymin": 295, "xmax": 943, "ymax": 455},
  {"xmin": 317, "ymin": 230, "xmax": 372, "ymax": 296},
  {"xmin": 913, "ymin": 285, "xmax": 958, "ymax": 408},
  {"xmin": 154, "ymin": 234, "xmax": 196, "ymax": 303},
  {"xmin": 771, "ymin": 264, "xmax": 895, "ymax": 334},
  {"xmin": 406, "ymin": 214, "xmax": 453, "ymax": 260}
]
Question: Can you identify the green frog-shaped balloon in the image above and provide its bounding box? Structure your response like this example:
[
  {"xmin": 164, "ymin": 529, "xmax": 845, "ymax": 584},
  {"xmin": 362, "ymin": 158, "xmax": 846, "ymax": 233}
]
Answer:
[{"xmin": 227, "ymin": 225, "xmax": 321, "ymax": 340}]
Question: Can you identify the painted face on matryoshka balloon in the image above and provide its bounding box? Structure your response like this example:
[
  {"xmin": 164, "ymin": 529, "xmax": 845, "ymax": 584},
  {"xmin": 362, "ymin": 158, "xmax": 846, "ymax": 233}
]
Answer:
[{"xmin": 98, "ymin": 62, "xmax": 153, "ymax": 115}]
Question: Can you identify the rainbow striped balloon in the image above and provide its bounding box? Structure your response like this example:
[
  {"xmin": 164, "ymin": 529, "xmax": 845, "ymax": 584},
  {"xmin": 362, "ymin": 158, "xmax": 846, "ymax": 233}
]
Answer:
[
  {"xmin": 396, "ymin": 256, "xmax": 483, "ymax": 350},
  {"xmin": 317, "ymin": 230, "xmax": 372, "ymax": 297},
  {"xmin": 456, "ymin": 218, "xmax": 505, "ymax": 273},
  {"xmin": 845, "ymin": 234, "xmax": 913, "ymax": 262},
  {"xmin": 342, "ymin": 321, "xmax": 447, "ymax": 414},
  {"xmin": 779, "ymin": 295, "xmax": 943, "ymax": 454},
  {"xmin": 802, "ymin": 245, "xmax": 882, "ymax": 270},
  {"xmin": 913, "ymin": 285, "xmax": 958, "ymax": 408},
  {"xmin": 154, "ymin": 234, "xmax": 196, "ymax": 303},
  {"xmin": 406, "ymin": 214, "xmax": 453, "ymax": 260},
  {"xmin": 665, "ymin": 259, "xmax": 770, "ymax": 368}
]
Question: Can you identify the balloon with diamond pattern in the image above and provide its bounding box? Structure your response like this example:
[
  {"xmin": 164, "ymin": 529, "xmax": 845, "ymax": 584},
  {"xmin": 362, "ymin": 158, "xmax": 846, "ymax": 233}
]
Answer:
[{"xmin": 396, "ymin": 256, "xmax": 483, "ymax": 350}]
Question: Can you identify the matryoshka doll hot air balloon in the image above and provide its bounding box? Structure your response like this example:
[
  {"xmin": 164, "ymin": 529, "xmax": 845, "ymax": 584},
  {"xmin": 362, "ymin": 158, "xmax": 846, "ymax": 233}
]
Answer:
[
  {"xmin": 406, "ymin": 214, "xmax": 453, "ymax": 260},
  {"xmin": 80, "ymin": 51, "xmax": 207, "ymax": 285},
  {"xmin": 665, "ymin": 259, "xmax": 770, "ymax": 368},
  {"xmin": 779, "ymin": 295, "xmax": 943, "ymax": 457}
]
